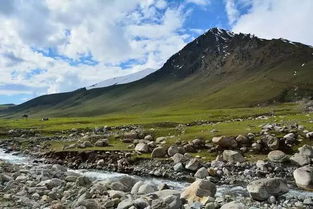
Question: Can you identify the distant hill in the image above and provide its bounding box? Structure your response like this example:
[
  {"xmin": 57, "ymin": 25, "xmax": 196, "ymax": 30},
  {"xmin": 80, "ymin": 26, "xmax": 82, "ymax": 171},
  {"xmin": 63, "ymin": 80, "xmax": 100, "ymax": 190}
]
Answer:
[
  {"xmin": 0, "ymin": 104, "xmax": 15, "ymax": 110},
  {"xmin": 2, "ymin": 28, "xmax": 313, "ymax": 117}
]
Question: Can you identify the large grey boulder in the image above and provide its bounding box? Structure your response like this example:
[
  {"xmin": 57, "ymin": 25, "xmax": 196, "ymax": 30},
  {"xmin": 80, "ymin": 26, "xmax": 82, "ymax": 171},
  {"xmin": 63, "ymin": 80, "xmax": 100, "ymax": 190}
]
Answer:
[
  {"xmin": 168, "ymin": 146, "xmax": 179, "ymax": 157},
  {"xmin": 212, "ymin": 136, "xmax": 237, "ymax": 149},
  {"xmin": 222, "ymin": 150, "xmax": 245, "ymax": 163},
  {"xmin": 151, "ymin": 147, "xmax": 167, "ymax": 158},
  {"xmin": 235, "ymin": 135, "xmax": 249, "ymax": 145},
  {"xmin": 194, "ymin": 167, "xmax": 208, "ymax": 179},
  {"xmin": 299, "ymin": 145, "xmax": 313, "ymax": 157},
  {"xmin": 185, "ymin": 158, "xmax": 200, "ymax": 171},
  {"xmin": 247, "ymin": 178, "xmax": 289, "ymax": 201},
  {"xmin": 267, "ymin": 150, "xmax": 288, "ymax": 163},
  {"xmin": 135, "ymin": 143, "xmax": 149, "ymax": 153},
  {"xmin": 290, "ymin": 153, "xmax": 310, "ymax": 166},
  {"xmin": 293, "ymin": 166, "xmax": 313, "ymax": 191},
  {"xmin": 221, "ymin": 201, "xmax": 246, "ymax": 209},
  {"xmin": 181, "ymin": 179, "xmax": 216, "ymax": 204},
  {"xmin": 171, "ymin": 153, "xmax": 187, "ymax": 164},
  {"xmin": 266, "ymin": 136, "xmax": 279, "ymax": 150}
]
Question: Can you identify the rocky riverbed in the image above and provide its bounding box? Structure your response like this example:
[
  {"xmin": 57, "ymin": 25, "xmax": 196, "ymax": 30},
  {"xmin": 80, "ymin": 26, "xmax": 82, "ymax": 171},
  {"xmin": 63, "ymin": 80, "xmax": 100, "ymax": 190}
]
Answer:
[{"xmin": 1, "ymin": 122, "xmax": 313, "ymax": 208}]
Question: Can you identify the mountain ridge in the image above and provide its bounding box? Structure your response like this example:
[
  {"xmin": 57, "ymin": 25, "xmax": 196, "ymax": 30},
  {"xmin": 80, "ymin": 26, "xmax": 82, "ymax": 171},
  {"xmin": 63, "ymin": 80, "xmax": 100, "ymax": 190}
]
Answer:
[{"xmin": 2, "ymin": 28, "xmax": 313, "ymax": 117}]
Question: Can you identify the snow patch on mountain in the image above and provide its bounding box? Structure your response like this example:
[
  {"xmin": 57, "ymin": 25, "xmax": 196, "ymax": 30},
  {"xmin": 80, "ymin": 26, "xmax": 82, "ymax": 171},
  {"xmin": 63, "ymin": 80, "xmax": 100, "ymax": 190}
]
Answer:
[{"xmin": 86, "ymin": 68, "xmax": 156, "ymax": 90}]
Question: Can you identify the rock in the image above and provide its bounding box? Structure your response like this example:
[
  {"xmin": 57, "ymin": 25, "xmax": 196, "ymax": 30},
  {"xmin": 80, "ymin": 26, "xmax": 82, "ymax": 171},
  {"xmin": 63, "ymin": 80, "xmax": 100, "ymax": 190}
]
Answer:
[
  {"xmin": 173, "ymin": 163, "xmax": 184, "ymax": 172},
  {"xmin": 185, "ymin": 158, "xmax": 200, "ymax": 171},
  {"xmin": 96, "ymin": 158, "xmax": 105, "ymax": 166},
  {"xmin": 290, "ymin": 153, "xmax": 310, "ymax": 166},
  {"xmin": 247, "ymin": 178, "xmax": 289, "ymax": 201},
  {"xmin": 116, "ymin": 176, "xmax": 138, "ymax": 192},
  {"xmin": 221, "ymin": 201, "xmax": 246, "ymax": 209},
  {"xmin": 131, "ymin": 181, "xmax": 145, "ymax": 194},
  {"xmin": 293, "ymin": 165, "xmax": 313, "ymax": 190},
  {"xmin": 83, "ymin": 141, "xmax": 93, "ymax": 148},
  {"xmin": 138, "ymin": 183, "xmax": 157, "ymax": 194},
  {"xmin": 283, "ymin": 133, "xmax": 296, "ymax": 141},
  {"xmin": 76, "ymin": 176, "xmax": 92, "ymax": 187},
  {"xmin": 144, "ymin": 135, "xmax": 153, "ymax": 141},
  {"xmin": 267, "ymin": 150, "xmax": 288, "ymax": 163},
  {"xmin": 266, "ymin": 136, "xmax": 279, "ymax": 150},
  {"xmin": 222, "ymin": 150, "xmax": 245, "ymax": 163},
  {"xmin": 171, "ymin": 153, "xmax": 187, "ymax": 164},
  {"xmin": 156, "ymin": 137, "xmax": 166, "ymax": 143},
  {"xmin": 194, "ymin": 167, "xmax": 208, "ymax": 179},
  {"xmin": 117, "ymin": 198, "xmax": 134, "ymax": 209},
  {"xmin": 135, "ymin": 143, "xmax": 149, "ymax": 153},
  {"xmin": 124, "ymin": 130, "xmax": 138, "ymax": 139},
  {"xmin": 181, "ymin": 179, "xmax": 216, "ymax": 204},
  {"xmin": 251, "ymin": 142, "xmax": 261, "ymax": 152},
  {"xmin": 94, "ymin": 139, "xmax": 108, "ymax": 147},
  {"xmin": 38, "ymin": 178, "xmax": 63, "ymax": 189},
  {"xmin": 168, "ymin": 146, "xmax": 179, "ymax": 157},
  {"xmin": 235, "ymin": 135, "xmax": 249, "ymax": 144},
  {"xmin": 299, "ymin": 145, "xmax": 313, "ymax": 157},
  {"xmin": 212, "ymin": 136, "xmax": 237, "ymax": 149},
  {"xmin": 77, "ymin": 199, "xmax": 100, "ymax": 209},
  {"xmin": 192, "ymin": 138, "xmax": 205, "ymax": 148},
  {"xmin": 306, "ymin": 132, "xmax": 313, "ymax": 139},
  {"xmin": 151, "ymin": 147, "xmax": 167, "ymax": 158},
  {"xmin": 184, "ymin": 144, "xmax": 196, "ymax": 153}
]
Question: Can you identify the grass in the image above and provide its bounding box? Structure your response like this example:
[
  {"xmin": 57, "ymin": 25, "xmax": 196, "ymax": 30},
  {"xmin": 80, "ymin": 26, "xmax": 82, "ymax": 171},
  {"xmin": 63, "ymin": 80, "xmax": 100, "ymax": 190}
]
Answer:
[{"xmin": 1, "ymin": 103, "xmax": 312, "ymax": 162}]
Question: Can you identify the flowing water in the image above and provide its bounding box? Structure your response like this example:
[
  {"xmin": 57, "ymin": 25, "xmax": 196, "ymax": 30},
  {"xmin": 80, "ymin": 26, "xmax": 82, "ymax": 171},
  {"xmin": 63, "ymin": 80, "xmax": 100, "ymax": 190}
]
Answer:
[{"xmin": 1, "ymin": 148, "xmax": 313, "ymax": 198}]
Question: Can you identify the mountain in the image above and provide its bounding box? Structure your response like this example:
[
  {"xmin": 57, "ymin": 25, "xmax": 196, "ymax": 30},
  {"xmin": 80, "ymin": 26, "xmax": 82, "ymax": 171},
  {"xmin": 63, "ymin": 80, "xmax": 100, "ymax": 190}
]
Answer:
[
  {"xmin": 2, "ymin": 28, "xmax": 313, "ymax": 117},
  {"xmin": 86, "ymin": 68, "xmax": 156, "ymax": 90}
]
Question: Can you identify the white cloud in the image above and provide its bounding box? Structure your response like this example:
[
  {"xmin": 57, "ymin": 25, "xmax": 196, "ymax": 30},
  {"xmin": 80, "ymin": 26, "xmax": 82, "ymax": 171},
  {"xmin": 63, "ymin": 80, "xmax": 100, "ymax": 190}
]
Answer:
[
  {"xmin": 0, "ymin": 0, "xmax": 197, "ymax": 102},
  {"xmin": 224, "ymin": 0, "xmax": 240, "ymax": 25},
  {"xmin": 229, "ymin": 0, "xmax": 313, "ymax": 46},
  {"xmin": 186, "ymin": 0, "xmax": 210, "ymax": 6}
]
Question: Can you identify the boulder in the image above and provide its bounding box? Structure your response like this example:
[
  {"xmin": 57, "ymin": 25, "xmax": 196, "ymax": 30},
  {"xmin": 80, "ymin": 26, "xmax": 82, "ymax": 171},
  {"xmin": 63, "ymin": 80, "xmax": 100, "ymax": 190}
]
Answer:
[
  {"xmin": 293, "ymin": 166, "xmax": 313, "ymax": 191},
  {"xmin": 306, "ymin": 132, "xmax": 313, "ymax": 139},
  {"xmin": 194, "ymin": 167, "xmax": 208, "ymax": 179},
  {"xmin": 94, "ymin": 139, "xmax": 108, "ymax": 147},
  {"xmin": 212, "ymin": 136, "xmax": 237, "ymax": 149},
  {"xmin": 181, "ymin": 179, "xmax": 216, "ymax": 204},
  {"xmin": 299, "ymin": 145, "xmax": 313, "ymax": 157},
  {"xmin": 192, "ymin": 138, "xmax": 205, "ymax": 148},
  {"xmin": 124, "ymin": 130, "xmax": 138, "ymax": 139},
  {"xmin": 221, "ymin": 201, "xmax": 246, "ymax": 209},
  {"xmin": 156, "ymin": 137, "xmax": 166, "ymax": 143},
  {"xmin": 247, "ymin": 178, "xmax": 289, "ymax": 201},
  {"xmin": 168, "ymin": 146, "xmax": 179, "ymax": 157},
  {"xmin": 173, "ymin": 163, "xmax": 184, "ymax": 172},
  {"xmin": 266, "ymin": 136, "xmax": 279, "ymax": 150},
  {"xmin": 144, "ymin": 135, "xmax": 153, "ymax": 141},
  {"xmin": 137, "ymin": 183, "xmax": 157, "ymax": 194},
  {"xmin": 222, "ymin": 150, "xmax": 245, "ymax": 163},
  {"xmin": 283, "ymin": 133, "xmax": 296, "ymax": 141},
  {"xmin": 268, "ymin": 150, "xmax": 288, "ymax": 163},
  {"xmin": 135, "ymin": 143, "xmax": 149, "ymax": 153},
  {"xmin": 185, "ymin": 158, "xmax": 200, "ymax": 171},
  {"xmin": 77, "ymin": 199, "xmax": 100, "ymax": 209},
  {"xmin": 37, "ymin": 178, "xmax": 63, "ymax": 189},
  {"xmin": 290, "ymin": 153, "xmax": 310, "ymax": 166},
  {"xmin": 151, "ymin": 147, "xmax": 167, "ymax": 158},
  {"xmin": 171, "ymin": 153, "xmax": 187, "ymax": 164},
  {"xmin": 235, "ymin": 135, "xmax": 249, "ymax": 144}
]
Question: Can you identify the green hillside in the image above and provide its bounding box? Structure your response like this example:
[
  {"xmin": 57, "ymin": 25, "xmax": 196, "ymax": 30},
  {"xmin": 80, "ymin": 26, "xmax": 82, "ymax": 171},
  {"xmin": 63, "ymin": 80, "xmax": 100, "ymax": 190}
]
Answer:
[{"xmin": 2, "ymin": 28, "xmax": 313, "ymax": 118}]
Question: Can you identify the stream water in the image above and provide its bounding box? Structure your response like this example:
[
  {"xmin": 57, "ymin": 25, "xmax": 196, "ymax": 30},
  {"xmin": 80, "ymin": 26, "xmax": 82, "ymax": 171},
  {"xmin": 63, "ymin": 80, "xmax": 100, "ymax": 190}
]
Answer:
[{"xmin": 1, "ymin": 148, "xmax": 313, "ymax": 199}]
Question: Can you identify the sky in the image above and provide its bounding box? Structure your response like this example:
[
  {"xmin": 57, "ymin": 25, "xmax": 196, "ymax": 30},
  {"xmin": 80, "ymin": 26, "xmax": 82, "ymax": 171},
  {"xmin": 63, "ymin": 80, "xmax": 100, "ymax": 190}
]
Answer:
[{"xmin": 0, "ymin": 0, "xmax": 312, "ymax": 104}]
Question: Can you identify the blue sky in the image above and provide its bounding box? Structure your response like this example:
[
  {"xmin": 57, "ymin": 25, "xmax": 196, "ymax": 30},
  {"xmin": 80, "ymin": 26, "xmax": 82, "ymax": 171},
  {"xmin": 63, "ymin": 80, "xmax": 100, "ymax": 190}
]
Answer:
[{"xmin": 0, "ymin": 0, "xmax": 312, "ymax": 104}]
